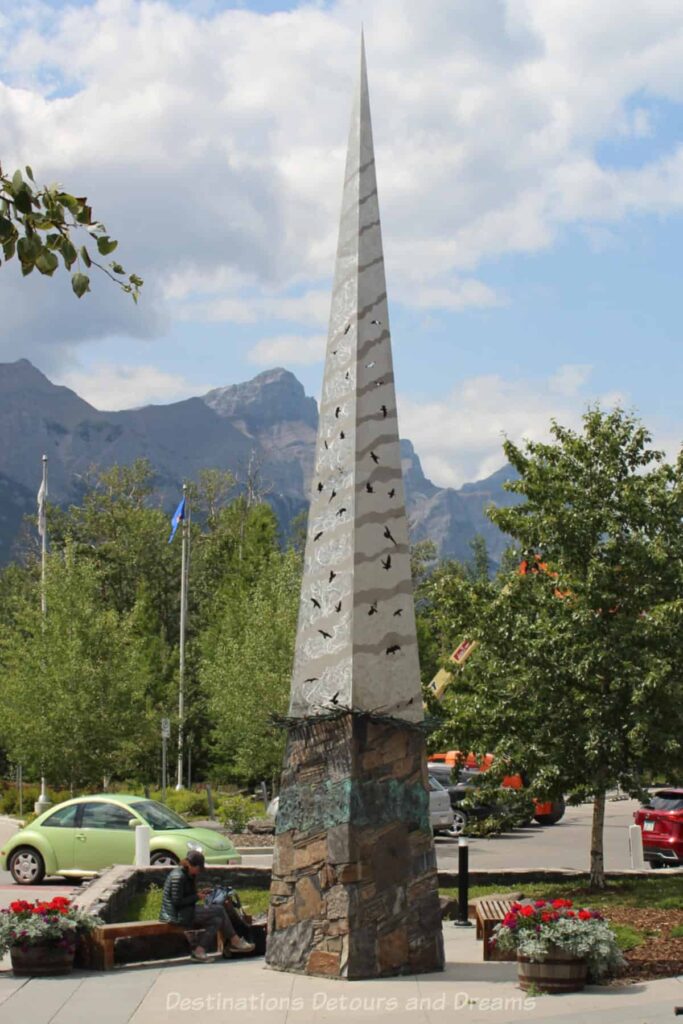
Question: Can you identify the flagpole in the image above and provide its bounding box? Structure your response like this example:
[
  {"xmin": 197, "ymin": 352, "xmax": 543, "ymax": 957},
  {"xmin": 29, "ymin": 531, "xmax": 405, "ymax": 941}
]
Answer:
[
  {"xmin": 40, "ymin": 454, "xmax": 48, "ymax": 616},
  {"xmin": 37, "ymin": 454, "xmax": 50, "ymax": 814},
  {"xmin": 176, "ymin": 483, "xmax": 188, "ymax": 790}
]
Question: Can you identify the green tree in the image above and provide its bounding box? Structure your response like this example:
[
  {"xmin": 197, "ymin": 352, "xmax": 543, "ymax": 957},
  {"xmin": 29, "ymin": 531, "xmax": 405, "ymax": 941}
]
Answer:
[
  {"xmin": 0, "ymin": 163, "xmax": 142, "ymax": 299},
  {"xmin": 433, "ymin": 409, "xmax": 683, "ymax": 887},
  {"xmin": 0, "ymin": 549, "xmax": 156, "ymax": 786},
  {"xmin": 466, "ymin": 534, "xmax": 491, "ymax": 583},
  {"xmin": 199, "ymin": 548, "xmax": 302, "ymax": 786}
]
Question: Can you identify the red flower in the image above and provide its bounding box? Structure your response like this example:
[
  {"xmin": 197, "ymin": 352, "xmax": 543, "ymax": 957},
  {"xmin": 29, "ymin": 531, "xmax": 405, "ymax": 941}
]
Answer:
[
  {"xmin": 520, "ymin": 906, "xmax": 535, "ymax": 918},
  {"xmin": 9, "ymin": 901, "xmax": 30, "ymax": 913},
  {"xmin": 534, "ymin": 900, "xmax": 547, "ymax": 908},
  {"xmin": 541, "ymin": 912, "xmax": 553, "ymax": 922},
  {"xmin": 578, "ymin": 909, "xmax": 592, "ymax": 921},
  {"xmin": 566, "ymin": 910, "xmax": 576, "ymax": 918},
  {"xmin": 552, "ymin": 898, "xmax": 573, "ymax": 909}
]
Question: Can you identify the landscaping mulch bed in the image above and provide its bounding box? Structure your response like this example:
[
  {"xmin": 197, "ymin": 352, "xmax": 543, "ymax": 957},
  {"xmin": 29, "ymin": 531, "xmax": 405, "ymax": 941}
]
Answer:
[
  {"xmin": 227, "ymin": 832, "xmax": 274, "ymax": 848},
  {"xmin": 603, "ymin": 906, "xmax": 683, "ymax": 984}
]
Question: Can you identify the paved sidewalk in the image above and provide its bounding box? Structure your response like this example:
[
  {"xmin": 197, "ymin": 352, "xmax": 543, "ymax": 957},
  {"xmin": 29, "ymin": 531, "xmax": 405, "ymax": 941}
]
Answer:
[{"xmin": 2, "ymin": 925, "xmax": 682, "ymax": 1023}]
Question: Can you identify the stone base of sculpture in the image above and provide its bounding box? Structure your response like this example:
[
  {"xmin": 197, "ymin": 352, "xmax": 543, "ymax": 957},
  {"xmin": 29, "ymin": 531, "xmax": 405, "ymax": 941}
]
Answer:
[{"xmin": 265, "ymin": 712, "xmax": 444, "ymax": 979}]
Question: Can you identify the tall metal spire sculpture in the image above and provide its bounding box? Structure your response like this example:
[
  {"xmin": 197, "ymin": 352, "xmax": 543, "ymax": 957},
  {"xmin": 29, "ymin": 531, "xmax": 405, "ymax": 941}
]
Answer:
[{"xmin": 266, "ymin": 37, "xmax": 444, "ymax": 980}]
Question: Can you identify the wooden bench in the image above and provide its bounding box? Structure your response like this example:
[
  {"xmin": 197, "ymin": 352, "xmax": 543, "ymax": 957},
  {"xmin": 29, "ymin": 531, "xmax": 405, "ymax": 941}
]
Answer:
[
  {"xmin": 90, "ymin": 921, "xmax": 223, "ymax": 970},
  {"xmin": 89, "ymin": 917, "xmax": 267, "ymax": 970},
  {"xmin": 474, "ymin": 898, "xmax": 517, "ymax": 962}
]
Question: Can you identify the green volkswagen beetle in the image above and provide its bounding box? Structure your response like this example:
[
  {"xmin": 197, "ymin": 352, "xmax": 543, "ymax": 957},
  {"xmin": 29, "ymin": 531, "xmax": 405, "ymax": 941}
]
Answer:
[{"xmin": 0, "ymin": 794, "xmax": 241, "ymax": 884}]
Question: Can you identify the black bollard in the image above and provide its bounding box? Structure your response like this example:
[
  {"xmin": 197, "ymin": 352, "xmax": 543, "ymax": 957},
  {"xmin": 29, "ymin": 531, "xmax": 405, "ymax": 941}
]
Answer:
[{"xmin": 454, "ymin": 837, "xmax": 473, "ymax": 927}]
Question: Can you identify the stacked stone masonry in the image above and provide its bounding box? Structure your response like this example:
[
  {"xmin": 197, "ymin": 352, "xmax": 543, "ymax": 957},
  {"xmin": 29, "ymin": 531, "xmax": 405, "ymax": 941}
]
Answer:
[{"xmin": 266, "ymin": 715, "xmax": 444, "ymax": 978}]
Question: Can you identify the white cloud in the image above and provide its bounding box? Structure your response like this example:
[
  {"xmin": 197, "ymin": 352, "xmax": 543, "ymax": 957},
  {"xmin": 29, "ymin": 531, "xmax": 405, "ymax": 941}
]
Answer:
[
  {"xmin": 57, "ymin": 363, "xmax": 207, "ymax": 410},
  {"xmin": 399, "ymin": 364, "xmax": 632, "ymax": 488},
  {"xmin": 2, "ymin": 0, "xmax": 683, "ymax": 367},
  {"xmin": 248, "ymin": 333, "xmax": 326, "ymax": 366}
]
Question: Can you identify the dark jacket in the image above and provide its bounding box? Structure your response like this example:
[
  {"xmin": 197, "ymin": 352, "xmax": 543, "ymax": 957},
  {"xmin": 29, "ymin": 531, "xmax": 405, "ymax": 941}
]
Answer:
[{"xmin": 160, "ymin": 866, "xmax": 198, "ymax": 927}]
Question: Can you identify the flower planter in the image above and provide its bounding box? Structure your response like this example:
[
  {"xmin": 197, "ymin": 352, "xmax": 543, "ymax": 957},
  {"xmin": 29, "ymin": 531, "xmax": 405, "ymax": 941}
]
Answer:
[
  {"xmin": 517, "ymin": 946, "xmax": 587, "ymax": 994},
  {"xmin": 10, "ymin": 943, "xmax": 75, "ymax": 977}
]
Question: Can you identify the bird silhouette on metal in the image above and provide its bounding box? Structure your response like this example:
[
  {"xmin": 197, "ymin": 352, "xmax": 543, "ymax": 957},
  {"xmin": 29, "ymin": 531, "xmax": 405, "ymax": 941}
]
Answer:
[
  {"xmin": 335, "ymin": 601, "xmax": 342, "ymax": 613},
  {"xmin": 370, "ymin": 451, "xmax": 379, "ymax": 464},
  {"xmin": 318, "ymin": 629, "xmax": 332, "ymax": 639},
  {"xmin": 344, "ymin": 324, "xmax": 351, "ymax": 334},
  {"xmin": 386, "ymin": 644, "xmax": 400, "ymax": 655},
  {"xmin": 328, "ymin": 571, "xmax": 337, "ymax": 583},
  {"xmin": 381, "ymin": 405, "xmax": 388, "ymax": 418},
  {"xmin": 368, "ymin": 601, "xmax": 378, "ymax": 616},
  {"xmin": 311, "ymin": 597, "xmax": 321, "ymax": 609},
  {"xmin": 381, "ymin": 555, "xmax": 392, "ymax": 570},
  {"xmin": 366, "ymin": 482, "xmax": 374, "ymax": 493},
  {"xmin": 383, "ymin": 526, "xmax": 397, "ymax": 546},
  {"xmin": 335, "ymin": 406, "xmax": 341, "ymax": 418},
  {"xmin": 388, "ymin": 488, "xmax": 396, "ymax": 498},
  {"xmin": 314, "ymin": 531, "xmax": 323, "ymax": 541},
  {"xmin": 393, "ymin": 608, "xmax": 403, "ymax": 617}
]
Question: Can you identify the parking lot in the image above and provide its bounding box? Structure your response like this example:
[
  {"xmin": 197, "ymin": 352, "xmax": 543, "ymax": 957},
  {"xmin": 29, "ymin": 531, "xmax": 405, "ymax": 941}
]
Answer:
[{"xmin": 435, "ymin": 796, "xmax": 645, "ymax": 872}]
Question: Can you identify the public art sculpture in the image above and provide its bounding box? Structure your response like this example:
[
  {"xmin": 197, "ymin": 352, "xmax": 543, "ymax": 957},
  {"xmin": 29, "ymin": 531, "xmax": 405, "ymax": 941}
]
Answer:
[{"xmin": 266, "ymin": 38, "xmax": 445, "ymax": 979}]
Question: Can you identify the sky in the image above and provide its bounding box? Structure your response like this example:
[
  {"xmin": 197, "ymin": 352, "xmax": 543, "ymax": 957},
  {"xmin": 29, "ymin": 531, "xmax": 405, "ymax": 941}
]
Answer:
[{"xmin": 0, "ymin": 0, "xmax": 682, "ymax": 488}]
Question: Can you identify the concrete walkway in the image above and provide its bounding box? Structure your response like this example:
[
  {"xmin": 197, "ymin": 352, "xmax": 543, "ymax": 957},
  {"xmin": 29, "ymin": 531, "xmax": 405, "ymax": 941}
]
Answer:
[{"xmin": 1, "ymin": 925, "xmax": 681, "ymax": 1023}]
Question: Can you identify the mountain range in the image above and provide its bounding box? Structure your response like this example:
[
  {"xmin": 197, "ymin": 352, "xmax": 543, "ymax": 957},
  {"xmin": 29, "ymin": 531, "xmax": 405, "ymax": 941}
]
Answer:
[{"xmin": 0, "ymin": 358, "xmax": 519, "ymax": 566}]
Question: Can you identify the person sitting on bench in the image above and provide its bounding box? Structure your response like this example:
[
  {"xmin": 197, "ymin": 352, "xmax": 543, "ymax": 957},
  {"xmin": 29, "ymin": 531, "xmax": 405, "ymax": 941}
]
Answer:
[{"xmin": 159, "ymin": 850, "xmax": 255, "ymax": 962}]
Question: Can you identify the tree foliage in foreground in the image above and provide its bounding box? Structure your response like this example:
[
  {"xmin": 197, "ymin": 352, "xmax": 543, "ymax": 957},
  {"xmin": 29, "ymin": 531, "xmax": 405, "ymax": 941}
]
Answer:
[
  {"xmin": 200, "ymin": 548, "xmax": 302, "ymax": 785},
  {"xmin": 0, "ymin": 550, "xmax": 156, "ymax": 786},
  {"xmin": 423, "ymin": 409, "xmax": 683, "ymax": 887},
  {"xmin": 0, "ymin": 163, "xmax": 142, "ymax": 300}
]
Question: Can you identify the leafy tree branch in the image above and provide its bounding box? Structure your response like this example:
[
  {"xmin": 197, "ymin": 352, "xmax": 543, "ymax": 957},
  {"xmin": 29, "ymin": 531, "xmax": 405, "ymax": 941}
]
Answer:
[{"xmin": 0, "ymin": 163, "xmax": 143, "ymax": 301}]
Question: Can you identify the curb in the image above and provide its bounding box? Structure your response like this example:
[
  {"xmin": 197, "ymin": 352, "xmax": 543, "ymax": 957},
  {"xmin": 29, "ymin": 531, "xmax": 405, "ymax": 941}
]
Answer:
[{"xmin": 235, "ymin": 847, "xmax": 274, "ymax": 856}]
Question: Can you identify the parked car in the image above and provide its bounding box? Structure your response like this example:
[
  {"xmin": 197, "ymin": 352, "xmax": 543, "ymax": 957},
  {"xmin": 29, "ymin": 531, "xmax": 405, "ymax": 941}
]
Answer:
[
  {"xmin": 633, "ymin": 788, "xmax": 683, "ymax": 868},
  {"xmin": 266, "ymin": 781, "xmax": 455, "ymax": 836},
  {"xmin": 430, "ymin": 751, "xmax": 566, "ymax": 826},
  {"xmin": 427, "ymin": 762, "xmax": 492, "ymax": 836},
  {"xmin": 0, "ymin": 794, "xmax": 241, "ymax": 885},
  {"xmin": 427, "ymin": 774, "xmax": 455, "ymax": 835}
]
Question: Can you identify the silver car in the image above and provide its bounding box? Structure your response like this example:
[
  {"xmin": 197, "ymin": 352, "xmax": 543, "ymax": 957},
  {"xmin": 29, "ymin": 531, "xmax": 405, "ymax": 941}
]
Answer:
[{"xmin": 428, "ymin": 773, "xmax": 456, "ymax": 834}]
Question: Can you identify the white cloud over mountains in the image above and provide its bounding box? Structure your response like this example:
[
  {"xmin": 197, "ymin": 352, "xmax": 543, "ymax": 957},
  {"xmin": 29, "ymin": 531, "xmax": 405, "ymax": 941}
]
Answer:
[
  {"xmin": 399, "ymin": 362, "xmax": 629, "ymax": 488},
  {"xmin": 2, "ymin": 0, "xmax": 683, "ymax": 370}
]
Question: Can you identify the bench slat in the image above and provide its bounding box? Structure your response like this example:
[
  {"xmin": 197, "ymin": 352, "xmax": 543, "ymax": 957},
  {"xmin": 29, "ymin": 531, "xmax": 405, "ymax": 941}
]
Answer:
[{"xmin": 93, "ymin": 922, "xmax": 184, "ymax": 940}]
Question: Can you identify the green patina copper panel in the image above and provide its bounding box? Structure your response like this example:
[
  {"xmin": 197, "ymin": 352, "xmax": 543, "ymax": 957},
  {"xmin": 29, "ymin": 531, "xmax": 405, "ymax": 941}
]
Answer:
[{"xmin": 276, "ymin": 776, "xmax": 429, "ymax": 835}]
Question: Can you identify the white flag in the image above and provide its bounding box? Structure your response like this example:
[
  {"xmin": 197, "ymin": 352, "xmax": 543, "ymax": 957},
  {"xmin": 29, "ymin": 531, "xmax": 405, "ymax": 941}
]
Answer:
[{"xmin": 37, "ymin": 478, "xmax": 47, "ymax": 538}]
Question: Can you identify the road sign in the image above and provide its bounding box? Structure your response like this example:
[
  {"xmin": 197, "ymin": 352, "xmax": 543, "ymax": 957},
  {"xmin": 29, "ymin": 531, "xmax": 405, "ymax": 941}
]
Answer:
[{"xmin": 161, "ymin": 717, "xmax": 171, "ymax": 739}]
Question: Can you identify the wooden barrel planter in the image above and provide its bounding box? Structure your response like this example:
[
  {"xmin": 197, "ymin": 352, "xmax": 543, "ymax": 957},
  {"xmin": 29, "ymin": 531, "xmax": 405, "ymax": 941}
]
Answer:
[
  {"xmin": 10, "ymin": 944, "xmax": 75, "ymax": 977},
  {"xmin": 517, "ymin": 946, "xmax": 587, "ymax": 993}
]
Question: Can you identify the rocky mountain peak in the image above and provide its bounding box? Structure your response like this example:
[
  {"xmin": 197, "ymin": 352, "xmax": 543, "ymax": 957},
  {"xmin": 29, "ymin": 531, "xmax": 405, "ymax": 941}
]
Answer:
[{"xmin": 203, "ymin": 367, "xmax": 318, "ymax": 433}]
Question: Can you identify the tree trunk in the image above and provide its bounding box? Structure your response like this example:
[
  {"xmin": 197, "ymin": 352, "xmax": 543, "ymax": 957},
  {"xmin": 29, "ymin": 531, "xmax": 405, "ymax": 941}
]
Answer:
[{"xmin": 589, "ymin": 788, "xmax": 607, "ymax": 889}]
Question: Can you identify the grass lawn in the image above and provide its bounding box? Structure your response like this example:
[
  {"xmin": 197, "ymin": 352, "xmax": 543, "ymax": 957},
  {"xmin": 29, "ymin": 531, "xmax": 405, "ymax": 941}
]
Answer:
[
  {"xmin": 441, "ymin": 875, "xmax": 683, "ymax": 910},
  {"xmin": 127, "ymin": 885, "xmax": 271, "ymax": 921}
]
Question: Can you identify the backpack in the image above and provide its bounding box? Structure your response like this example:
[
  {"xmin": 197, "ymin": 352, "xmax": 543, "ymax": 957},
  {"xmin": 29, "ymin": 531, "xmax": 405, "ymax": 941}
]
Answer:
[{"xmin": 204, "ymin": 885, "xmax": 242, "ymax": 911}]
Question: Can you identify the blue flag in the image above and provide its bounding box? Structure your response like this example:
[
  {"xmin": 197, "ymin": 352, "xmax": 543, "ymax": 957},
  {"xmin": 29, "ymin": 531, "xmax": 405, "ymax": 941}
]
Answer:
[{"xmin": 168, "ymin": 496, "xmax": 186, "ymax": 543}]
